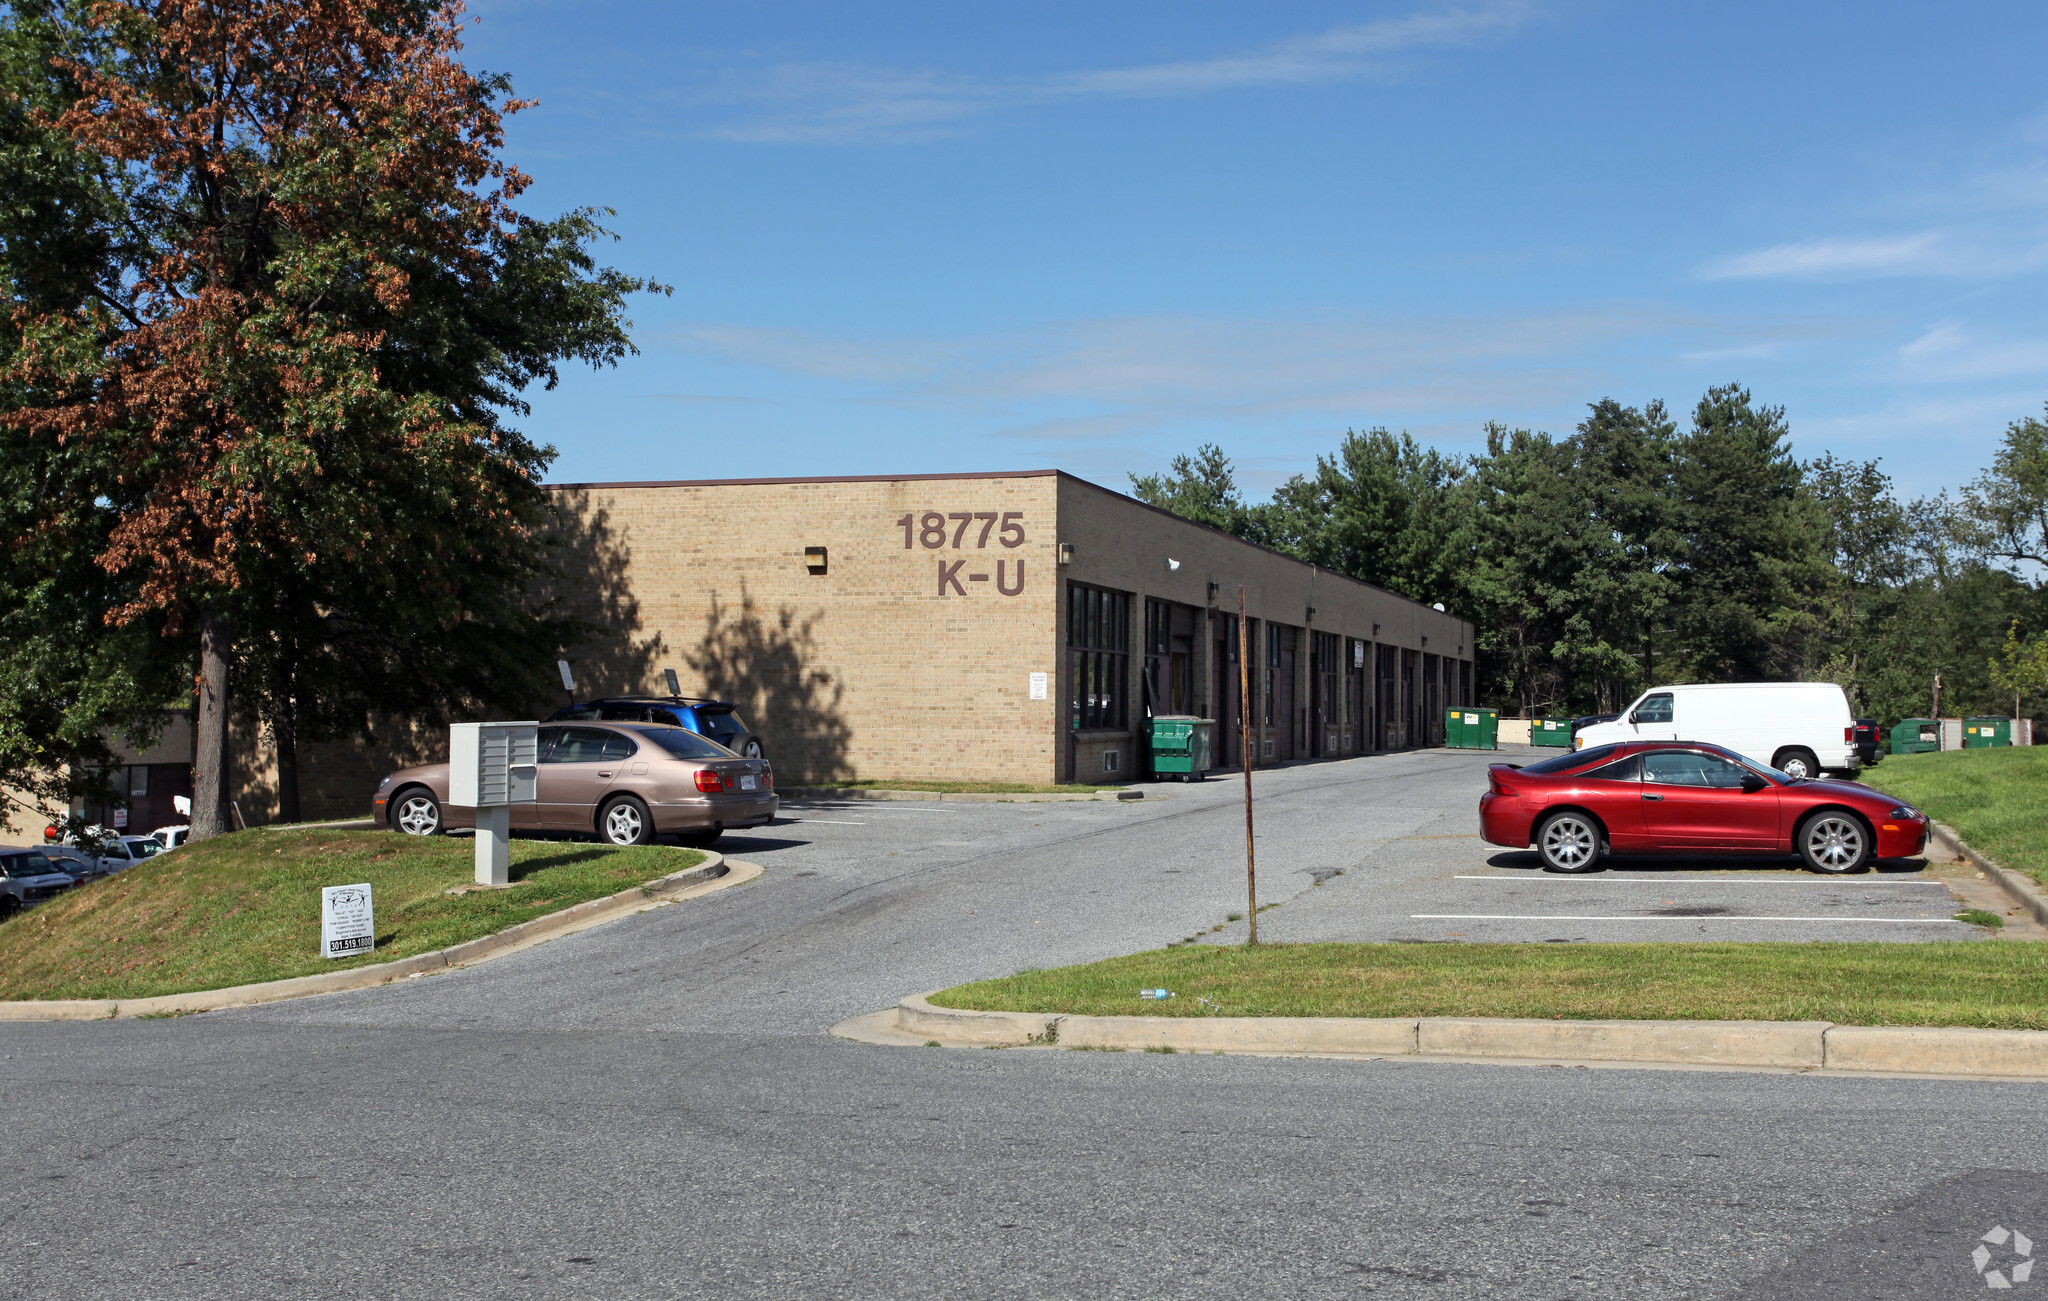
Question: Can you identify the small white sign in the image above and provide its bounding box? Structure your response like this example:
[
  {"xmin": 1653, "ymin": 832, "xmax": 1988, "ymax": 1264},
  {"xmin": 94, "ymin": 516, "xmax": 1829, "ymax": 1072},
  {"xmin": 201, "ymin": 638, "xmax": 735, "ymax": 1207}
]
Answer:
[
  {"xmin": 321, "ymin": 883, "xmax": 375, "ymax": 960},
  {"xmin": 1353, "ymin": 642, "xmax": 1365, "ymax": 669},
  {"xmin": 1464, "ymin": 713, "xmax": 1479, "ymax": 724},
  {"xmin": 111, "ymin": 807, "xmax": 128, "ymax": 828},
  {"xmin": 1029, "ymin": 671, "xmax": 1049, "ymax": 701}
]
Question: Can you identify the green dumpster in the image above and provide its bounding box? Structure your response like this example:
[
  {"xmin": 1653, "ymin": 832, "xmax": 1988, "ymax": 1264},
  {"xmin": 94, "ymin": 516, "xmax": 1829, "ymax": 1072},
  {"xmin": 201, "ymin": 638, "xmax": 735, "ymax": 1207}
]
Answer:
[
  {"xmin": 1148, "ymin": 716, "xmax": 1213, "ymax": 781},
  {"xmin": 1964, "ymin": 716, "xmax": 2011, "ymax": 748},
  {"xmin": 1530, "ymin": 718, "xmax": 1572, "ymax": 748},
  {"xmin": 1889, "ymin": 718, "xmax": 1938, "ymax": 755},
  {"xmin": 1445, "ymin": 707, "xmax": 1498, "ymax": 751}
]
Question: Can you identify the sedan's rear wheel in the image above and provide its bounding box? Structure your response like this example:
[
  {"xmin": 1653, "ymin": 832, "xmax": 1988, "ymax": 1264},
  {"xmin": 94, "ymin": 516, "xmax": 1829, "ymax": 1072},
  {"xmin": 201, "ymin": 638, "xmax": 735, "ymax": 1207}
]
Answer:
[
  {"xmin": 600, "ymin": 795, "xmax": 654, "ymax": 847},
  {"xmin": 392, "ymin": 789, "xmax": 443, "ymax": 837},
  {"xmin": 1798, "ymin": 811, "xmax": 1870, "ymax": 874},
  {"xmin": 1536, "ymin": 811, "xmax": 1603, "ymax": 873}
]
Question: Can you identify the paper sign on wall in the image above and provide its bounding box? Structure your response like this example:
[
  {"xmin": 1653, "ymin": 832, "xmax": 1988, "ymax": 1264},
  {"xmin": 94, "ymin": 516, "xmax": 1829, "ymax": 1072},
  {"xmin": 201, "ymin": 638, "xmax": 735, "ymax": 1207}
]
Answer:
[
  {"xmin": 321, "ymin": 883, "xmax": 375, "ymax": 960},
  {"xmin": 1028, "ymin": 672, "xmax": 1049, "ymax": 701}
]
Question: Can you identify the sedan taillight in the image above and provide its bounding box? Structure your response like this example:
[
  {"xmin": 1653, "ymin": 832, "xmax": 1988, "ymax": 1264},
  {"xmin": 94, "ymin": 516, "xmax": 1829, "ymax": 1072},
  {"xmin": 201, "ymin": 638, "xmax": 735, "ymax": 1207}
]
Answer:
[{"xmin": 694, "ymin": 770, "xmax": 727, "ymax": 793}]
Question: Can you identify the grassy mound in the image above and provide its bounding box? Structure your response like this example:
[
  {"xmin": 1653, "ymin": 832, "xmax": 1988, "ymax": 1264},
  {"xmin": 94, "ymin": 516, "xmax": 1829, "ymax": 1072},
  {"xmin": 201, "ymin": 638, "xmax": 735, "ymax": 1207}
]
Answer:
[
  {"xmin": 0, "ymin": 829, "xmax": 702, "ymax": 1001},
  {"xmin": 931, "ymin": 941, "xmax": 2048, "ymax": 1031},
  {"xmin": 1868, "ymin": 747, "xmax": 2048, "ymax": 885}
]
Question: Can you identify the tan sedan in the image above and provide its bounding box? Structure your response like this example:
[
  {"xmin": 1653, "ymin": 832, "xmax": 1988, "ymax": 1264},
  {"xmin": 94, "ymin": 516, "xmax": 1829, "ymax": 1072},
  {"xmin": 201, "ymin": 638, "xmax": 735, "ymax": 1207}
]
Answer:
[{"xmin": 373, "ymin": 723, "xmax": 776, "ymax": 848}]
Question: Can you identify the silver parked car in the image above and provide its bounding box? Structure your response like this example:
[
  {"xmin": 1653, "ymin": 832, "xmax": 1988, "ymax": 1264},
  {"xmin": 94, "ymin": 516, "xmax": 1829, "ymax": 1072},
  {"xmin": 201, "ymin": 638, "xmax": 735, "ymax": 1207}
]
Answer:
[
  {"xmin": 0, "ymin": 850, "xmax": 76, "ymax": 918},
  {"xmin": 372, "ymin": 722, "xmax": 776, "ymax": 848}
]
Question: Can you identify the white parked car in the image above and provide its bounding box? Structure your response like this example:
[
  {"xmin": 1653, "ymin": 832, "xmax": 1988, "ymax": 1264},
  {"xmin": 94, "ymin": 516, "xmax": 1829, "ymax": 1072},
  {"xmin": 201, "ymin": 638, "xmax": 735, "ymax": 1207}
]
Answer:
[
  {"xmin": 1572, "ymin": 683, "xmax": 1859, "ymax": 780},
  {"xmin": 94, "ymin": 835, "xmax": 164, "ymax": 874}
]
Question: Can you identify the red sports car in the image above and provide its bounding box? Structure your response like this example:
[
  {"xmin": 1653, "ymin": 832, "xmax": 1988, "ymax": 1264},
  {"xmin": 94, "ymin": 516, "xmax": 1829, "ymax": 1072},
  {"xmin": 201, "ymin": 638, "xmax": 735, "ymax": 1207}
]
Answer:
[{"xmin": 1479, "ymin": 741, "xmax": 1928, "ymax": 874}]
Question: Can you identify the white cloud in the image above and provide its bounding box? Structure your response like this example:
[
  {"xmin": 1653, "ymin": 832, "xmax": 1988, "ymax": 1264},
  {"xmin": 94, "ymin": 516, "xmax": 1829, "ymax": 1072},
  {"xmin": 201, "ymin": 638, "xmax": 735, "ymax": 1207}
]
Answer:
[
  {"xmin": 1898, "ymin": 321, "xmax": 2048, "ymax": 381},
  {"xmin": 657, "ymin": 305, "xmax": 1848, "ymax": 442},
  {"xmin": 1699, "ymin": 233, "xmax": 1946, "ymax": 280},
  {"xmin": 701, "ymin": 2, "xmax": 1537, "ymax": 144}
]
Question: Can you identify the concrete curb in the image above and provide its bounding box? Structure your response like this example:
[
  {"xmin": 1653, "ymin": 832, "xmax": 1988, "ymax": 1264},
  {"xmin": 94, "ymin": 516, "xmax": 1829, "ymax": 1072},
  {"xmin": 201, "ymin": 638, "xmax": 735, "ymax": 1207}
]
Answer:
[
  {"xmin": 0, "ymin": 851, "xmax": 753, "ymax": 1023},
  {"xmin": 782, "ymin": 786, "xmax": 1143, "ymax": 803},
  {"xmin": 887, "ymin": 994, "xmax": 2048, "ymax": 1079},
  {"xmin": 1929, "ymin": 822, "xmax": 2048, "ymax": 930}
]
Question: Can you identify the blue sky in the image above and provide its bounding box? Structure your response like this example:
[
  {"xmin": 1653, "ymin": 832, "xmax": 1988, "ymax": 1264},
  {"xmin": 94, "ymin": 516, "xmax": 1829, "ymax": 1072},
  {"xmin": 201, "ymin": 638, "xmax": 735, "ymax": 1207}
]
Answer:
[{"xmin": 467, "ymin": 1, "xmax": 2048, "ymax": 499}]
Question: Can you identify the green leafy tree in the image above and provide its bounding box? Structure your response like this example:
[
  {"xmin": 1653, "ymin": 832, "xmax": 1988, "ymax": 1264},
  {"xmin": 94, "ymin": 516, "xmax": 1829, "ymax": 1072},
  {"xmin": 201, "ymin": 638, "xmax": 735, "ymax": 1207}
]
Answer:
[
  {"xmin": 0, "ymin": 0, "xmax": 665, "ymax": 833},
  {"xmin": 1965, "ymin": 407, "xmax": 2048, "ymax": 576},
  {"xmin": 1267, "ymin": 427, "xmax": 1468, "ymax": 605},
  {"xmin": 1667, "ymin": 384, "xmax": 1830, "ymax": 681},
  {"xmin": 1128, "ymin": 444, "xmax": 1270, "ymax": 539},
  {"xmin": 1988, "ymin": 619, "xmax": 2048, "ymax": 720}
]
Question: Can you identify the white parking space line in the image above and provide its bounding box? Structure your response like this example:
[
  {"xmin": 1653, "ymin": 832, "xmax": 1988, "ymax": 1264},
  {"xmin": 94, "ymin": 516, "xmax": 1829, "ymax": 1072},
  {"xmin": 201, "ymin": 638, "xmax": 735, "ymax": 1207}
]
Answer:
[
  {"xmin": 1450, "ymin": 875, "xmax": 1946, "ymax": 886},
  {"xmin": 785, "ymin": 819, "xmax": 866, "ymax": 826},
  {"xmin": 784, "ymin": 804, "xmax": 968, "ymax": 814},
  {"xmin": 1413, "ymin": 913, "xmax": 1966, "ymax": 924}
]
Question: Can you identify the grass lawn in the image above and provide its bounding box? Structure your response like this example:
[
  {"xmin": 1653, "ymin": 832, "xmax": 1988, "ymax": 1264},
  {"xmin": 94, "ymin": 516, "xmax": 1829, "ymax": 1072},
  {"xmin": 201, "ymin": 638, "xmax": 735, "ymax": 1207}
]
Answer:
[
  {"xmin": 1867, "ymin": 747, "xmax": 2048, "ymax": 887},
  {"xmin": 0, "ymin": 829, "xmax": 702, "ymax": 1001},
  {"xmin": 797, "ymin": 779, "xmax": 1121, "ymax": 795},
  {"xmin": 930, "ymin": 941, "xmax": 2048, "ymax": 1030}
]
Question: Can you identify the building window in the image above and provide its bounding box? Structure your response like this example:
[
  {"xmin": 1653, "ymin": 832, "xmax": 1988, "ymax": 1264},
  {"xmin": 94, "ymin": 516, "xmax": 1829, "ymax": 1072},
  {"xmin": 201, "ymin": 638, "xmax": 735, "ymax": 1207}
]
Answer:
[
  {"xmin": 1264, "ymin": 623, "xmax": 1280, "ymax": 727},
  {"xmin": 1068, "ymin": 583, "xmax": 1130, "ymax": 731}
]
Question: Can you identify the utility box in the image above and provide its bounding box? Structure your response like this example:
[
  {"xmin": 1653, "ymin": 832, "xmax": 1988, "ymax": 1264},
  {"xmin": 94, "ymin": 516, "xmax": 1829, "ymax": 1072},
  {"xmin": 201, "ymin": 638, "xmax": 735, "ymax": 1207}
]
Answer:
[
  {"xmin": 1890, "ymin": 718, "xmax": 1938, "ymax": 755},
  {"xmin": 1446, "ymin": 707, "xmax": 1498, "ymax": 750},
  {"xmin": 1530, "ymin": 718, "xmax": 1572, "ymax": 748},
  {"xmin": 449, "ymin": 722, "xmax": 538, "ymax": 886},
  {"xmin": 450, "ymin": 722, "xmax": 540, "ymax": 807},
  {"xmin": 1149, "ymin": 716, "xmax": 1213, "ymax": 781},
  {"xmin": 1963, "ymin": 716, "xmax": 2012, "ymax": 749}
]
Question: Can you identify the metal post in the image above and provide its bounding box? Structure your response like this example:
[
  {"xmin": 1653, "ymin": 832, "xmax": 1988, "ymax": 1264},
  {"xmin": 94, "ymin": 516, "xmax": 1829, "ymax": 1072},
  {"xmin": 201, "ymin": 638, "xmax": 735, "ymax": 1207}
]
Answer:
[
  {"xmin": 474, "ymin": 806, "xmax": 511, "ymax": 886},
  {"xmin": 1239, "ymin": 586, "xmax": 1257, "ymax": 945}
]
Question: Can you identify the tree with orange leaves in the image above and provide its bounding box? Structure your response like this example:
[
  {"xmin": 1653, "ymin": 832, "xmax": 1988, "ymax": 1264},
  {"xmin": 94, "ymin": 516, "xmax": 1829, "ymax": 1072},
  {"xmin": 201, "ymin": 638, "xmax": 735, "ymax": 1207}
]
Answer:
[{"xmin": 2, "ymin": 0, "xmax": 662, "ymax": 836}]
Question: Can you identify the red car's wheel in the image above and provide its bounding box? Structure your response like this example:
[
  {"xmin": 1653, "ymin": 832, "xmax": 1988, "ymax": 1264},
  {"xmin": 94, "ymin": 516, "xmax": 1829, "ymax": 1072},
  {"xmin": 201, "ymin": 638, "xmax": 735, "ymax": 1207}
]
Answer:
[
  {"xmin": 1536, "ymin": 811, "xmax": 1603, "ymax": 873},
  {"xmin": 1798, "ymin": 811, "xmax": 1870, "ymax": 874}
]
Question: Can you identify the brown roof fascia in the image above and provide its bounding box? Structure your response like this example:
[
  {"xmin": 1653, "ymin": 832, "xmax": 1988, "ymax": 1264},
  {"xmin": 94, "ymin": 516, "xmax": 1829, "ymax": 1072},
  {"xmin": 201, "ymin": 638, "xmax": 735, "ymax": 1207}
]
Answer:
[{"xmin": 544, "ymin": 469, "xmax": 1060, "ymax": 491}]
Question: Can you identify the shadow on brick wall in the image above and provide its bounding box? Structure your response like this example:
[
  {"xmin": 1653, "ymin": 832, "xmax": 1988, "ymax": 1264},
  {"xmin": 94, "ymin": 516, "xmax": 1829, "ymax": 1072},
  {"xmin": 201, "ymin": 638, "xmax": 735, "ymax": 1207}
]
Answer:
[
  {"xmin": 541, "ymin": 487, "xmax": 666, "ymax": 705},
  {"xmin": 686, "ymin": 587, "xmax": 852, "ymax": 784}
]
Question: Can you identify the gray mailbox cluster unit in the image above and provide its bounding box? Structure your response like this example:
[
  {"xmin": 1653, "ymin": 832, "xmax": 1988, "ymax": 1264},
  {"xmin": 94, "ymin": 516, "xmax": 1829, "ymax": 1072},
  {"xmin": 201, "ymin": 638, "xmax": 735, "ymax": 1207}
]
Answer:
[{"xmin": 449, "ymin": 721, "xmax": 539, "ymax": 885}]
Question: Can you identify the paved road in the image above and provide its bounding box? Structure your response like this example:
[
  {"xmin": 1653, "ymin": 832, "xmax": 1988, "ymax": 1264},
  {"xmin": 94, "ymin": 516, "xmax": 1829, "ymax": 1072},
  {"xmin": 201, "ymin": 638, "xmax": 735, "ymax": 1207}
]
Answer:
[{"xmin": 2, "ymin": 749, "xmax": 2035, "ymax": 1300}]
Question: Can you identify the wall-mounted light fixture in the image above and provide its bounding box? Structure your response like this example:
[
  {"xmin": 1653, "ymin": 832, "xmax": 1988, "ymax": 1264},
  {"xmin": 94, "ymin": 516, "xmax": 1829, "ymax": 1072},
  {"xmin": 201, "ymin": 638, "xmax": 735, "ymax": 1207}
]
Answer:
[
  {"xmin": 803, "ymin": 546, "xmax": 827, "ymax": 574},
  {"xmin": 1305, "ymin": 606, "xmax": 1316, "ymax": 623},
  {"xmin": 1206, "ymin": 581, "xmax": 1219, "ymax": 605},
  {"xmin": 1057, "ymin": 542, "xmax": 1074, "ymax": 566},
  {"xmin": 1371, "ymin": 622, "xmax": 1380, "ymax": 637},
  {"xmin": 1420, "ymin": 635, "xmax": 1429, "ymax": 647}
]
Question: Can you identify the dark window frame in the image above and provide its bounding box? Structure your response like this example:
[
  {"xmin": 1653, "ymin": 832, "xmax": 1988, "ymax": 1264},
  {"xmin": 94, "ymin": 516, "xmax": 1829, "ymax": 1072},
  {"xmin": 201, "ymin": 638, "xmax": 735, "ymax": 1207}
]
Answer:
[{"xmin": 1068, "ymin": 583, "xmax": 1132, "ymax": 732}]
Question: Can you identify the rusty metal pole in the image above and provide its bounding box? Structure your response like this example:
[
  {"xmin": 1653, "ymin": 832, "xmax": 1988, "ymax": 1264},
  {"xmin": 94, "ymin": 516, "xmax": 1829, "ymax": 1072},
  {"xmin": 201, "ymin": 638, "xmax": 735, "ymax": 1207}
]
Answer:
[{"xmin": 1239, "ymin": 586, "xmax": 1257, "ymax": 945}]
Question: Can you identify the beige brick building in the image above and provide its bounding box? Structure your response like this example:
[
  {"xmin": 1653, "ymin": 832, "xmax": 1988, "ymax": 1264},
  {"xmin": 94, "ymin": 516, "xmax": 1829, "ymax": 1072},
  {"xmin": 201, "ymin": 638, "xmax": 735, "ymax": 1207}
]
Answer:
[
  {"xmin": 545, "ymin": 469, "xmax": 1473, "ymax": 786},
  {"xmin": 9, "ymin": 467, "xmax": 1472, "ymax": 836}
]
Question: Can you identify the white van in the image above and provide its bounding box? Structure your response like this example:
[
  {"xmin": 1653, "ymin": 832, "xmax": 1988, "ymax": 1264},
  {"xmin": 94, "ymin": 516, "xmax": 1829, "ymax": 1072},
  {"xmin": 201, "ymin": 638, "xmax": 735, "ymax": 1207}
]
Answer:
[{"xmin": 1573, "ymin": 683, "xmax": 1858, "ymax": 780}]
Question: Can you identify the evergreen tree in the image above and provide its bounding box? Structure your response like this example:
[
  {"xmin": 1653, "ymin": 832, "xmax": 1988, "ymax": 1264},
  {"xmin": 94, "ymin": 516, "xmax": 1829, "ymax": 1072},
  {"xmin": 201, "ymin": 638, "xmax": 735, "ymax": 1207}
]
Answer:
[{"xmin": 1667, "ymin": 385, "xmax": 1829, "ymax": 681}]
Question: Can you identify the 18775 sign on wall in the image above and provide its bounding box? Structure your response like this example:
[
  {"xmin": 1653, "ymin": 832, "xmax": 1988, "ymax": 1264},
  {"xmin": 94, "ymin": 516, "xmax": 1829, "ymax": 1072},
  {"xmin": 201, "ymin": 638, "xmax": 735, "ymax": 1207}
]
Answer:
[{"xmin": 895, "ymin": 508, "xmax": 1029, "ymax": 597}]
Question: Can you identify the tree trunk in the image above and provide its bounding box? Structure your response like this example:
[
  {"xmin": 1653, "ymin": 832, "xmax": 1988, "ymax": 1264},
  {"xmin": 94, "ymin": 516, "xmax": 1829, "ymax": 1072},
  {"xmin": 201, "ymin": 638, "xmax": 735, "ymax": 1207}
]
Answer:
[
  {"xmin": 273, "ymin": 678, "xmax": 301, "ymax": 826},
  {"xmin": 190, "ymin": 610, "xmax": 232, "ymax": 841}
]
